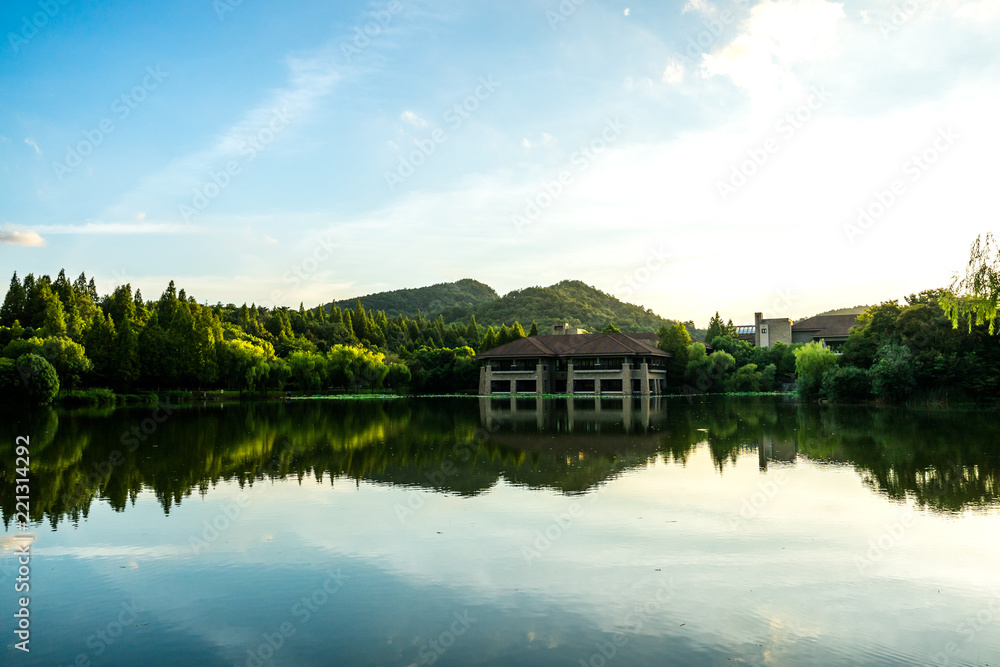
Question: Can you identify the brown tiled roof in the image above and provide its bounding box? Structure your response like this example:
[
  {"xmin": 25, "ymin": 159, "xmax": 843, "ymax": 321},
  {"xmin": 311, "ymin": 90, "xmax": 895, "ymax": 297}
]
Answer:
[
  {"xmin": 791, "ymin": 314, "xmax": 860, "ymax": 340},
  {"xmin": 477, "ymin": 332, "xmax": 670, "ymax": 359}
]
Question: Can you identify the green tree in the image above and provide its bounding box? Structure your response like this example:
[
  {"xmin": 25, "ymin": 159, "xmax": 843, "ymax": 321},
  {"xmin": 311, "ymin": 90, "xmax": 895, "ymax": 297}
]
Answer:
[
  {"xmin": 705, "ymin": 312, "xmax": 727, "ymax": 342},
  {"xmin": 602, "ymin": 322, "xmax": 621, "ymax": 333},
  {"xmin": 465, "ymin": 315, "xmax": 480, "ymax": 345},
  {"xmin": 528, "ymin": 320, "xmax": 538, "ymax": 336},
  {"xmin": 288, "ymin": 350, "xmax": 327, "ymax": 393},
  {"xmin": 83, "ymin": 312, "xmax": 116, "ymax": 385},
  {"xmin": 15, "ymin": 353, "xmax": 60, "ymax": 404},
  {"xmin": 0, "ymin": 272, "xmax": 27, "ymax": 327},
  {"xmin": 658, "ymin": 323, "xmax": 691, "ymax": 389},
  {"xmin": 40, "ymin": 337, "xmax": 93, "ymax": 389},
  {"xmin": 870, "ymin": 344, "xmax": 916, "ymax": 402},
  {"xmin": 482, "ymin": 326, "xmax": 499, "ymax": 351},
  {"xmin": 821, "ymin": 366, "xmax": 872, "ymax": 403},
  {"xmin": 943, "ymin": 232, "xmax": 1000, "ymax": 333},
  {"xmin": 497, "ymin": 323, "xmax": 511, "ymax": 346},
  {"xmin": 793, "ymin": 341, "xmax": 838, "ymax": 399}
]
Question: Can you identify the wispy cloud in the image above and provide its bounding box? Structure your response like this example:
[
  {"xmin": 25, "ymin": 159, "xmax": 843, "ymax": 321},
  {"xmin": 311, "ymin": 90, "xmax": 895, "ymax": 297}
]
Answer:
[
  {"xmin": 24, "ymin": 137, "xmax": 41, "ymax": 155},
  {"xmin": 0, "ymin": 229, "xmax": 46, "ymax": 246},
  {"xmin": 400, "ymin": 110, "xmax": 427, "ymax": 127},
  {"xmin": 102, "ymin": 44, "xmax": 342, "ymax": 223},
  {"xmin": 32, "ymin": 221, "xmax": 198, "ymax": 235}
]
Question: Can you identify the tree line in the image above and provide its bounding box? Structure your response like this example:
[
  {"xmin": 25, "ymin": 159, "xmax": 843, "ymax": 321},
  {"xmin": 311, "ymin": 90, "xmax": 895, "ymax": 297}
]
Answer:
[{"xmin": 0, "ymin": 270, "xmax": 545, "ymax": 404}]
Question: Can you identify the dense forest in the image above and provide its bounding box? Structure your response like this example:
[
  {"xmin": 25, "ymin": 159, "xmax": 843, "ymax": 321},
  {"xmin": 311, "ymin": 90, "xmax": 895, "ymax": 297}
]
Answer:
[{"xmin": 0, "ymin": 271, "xmax": 690, "ymax": 405}]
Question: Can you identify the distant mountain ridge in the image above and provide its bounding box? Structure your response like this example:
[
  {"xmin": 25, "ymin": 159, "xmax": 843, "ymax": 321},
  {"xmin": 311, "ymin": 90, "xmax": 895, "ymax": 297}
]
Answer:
[
  {"xmin": 334, "ymin": 278, "xmax": 678, "ymax": 334},
  {"xmin": 335, "ymin": 279, "xmax": 499, "ymax": 320}
]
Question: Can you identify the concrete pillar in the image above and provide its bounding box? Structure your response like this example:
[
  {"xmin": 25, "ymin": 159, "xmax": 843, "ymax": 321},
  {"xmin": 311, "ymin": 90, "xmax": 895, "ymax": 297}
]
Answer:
[{"xmin": 566, "ymin": 359, "xmax": 575, "ymax": 395}]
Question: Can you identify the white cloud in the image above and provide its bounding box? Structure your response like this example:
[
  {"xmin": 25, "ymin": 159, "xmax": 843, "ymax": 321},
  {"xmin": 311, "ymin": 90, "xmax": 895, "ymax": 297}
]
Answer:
[
  {"xmin": 522, "ymin": 137, "xmax": 532, "ymax": 148},
  {"xmin": 263, "ymin": 235, "xmax": 278, "ymax": 245},
  {"xmin": 662, "ymin": 59, "xmax": 685, "ymax": 85},
  {"xmin": 0, "ymin": 229, "xmax": 45, "ymax": 246},
  {"xmin": 624, "ymin": 7, "xmax": 630, "ymax": 16},
  {"xmin": 24, "ymin": 137, "xmax": 41, "ymax": 155},
  {"xmin": 701, "ymin": 0, "xmax": 846, "ymax": 111},
  {"xmin": 400, "ymin": 110, "xmax": 427, "ymax": 127},
  {"xmin": 683, "ymin": 0, "xmax": 710, "ymax": 15}
]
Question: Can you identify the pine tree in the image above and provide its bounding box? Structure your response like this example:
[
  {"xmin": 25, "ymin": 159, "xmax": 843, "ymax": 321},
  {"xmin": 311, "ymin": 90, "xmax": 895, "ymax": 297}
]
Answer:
[
  {"xmin": 498, "ymin": 323, "xmax": 511, "ymax": 346},
  {"xmin": 528, "ymin": 320, "xmax": 538, "ymax": 336},
  {"xmin": 0, "ymin": 272, "xmax": 26, "ymax": 326},
  {"xmin": 466, "ymin": 315, "xmax": 480, "ymax": 345},
  {"xmin": 482, "ymin": 326, "xmax": 499, "ymax": 350}
]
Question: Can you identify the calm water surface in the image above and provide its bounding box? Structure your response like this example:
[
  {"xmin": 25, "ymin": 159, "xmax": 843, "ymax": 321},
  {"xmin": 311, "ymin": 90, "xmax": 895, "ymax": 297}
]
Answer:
[{"xmin": 1, "ymin": 396, "xmax": 999, "ymax": 666}]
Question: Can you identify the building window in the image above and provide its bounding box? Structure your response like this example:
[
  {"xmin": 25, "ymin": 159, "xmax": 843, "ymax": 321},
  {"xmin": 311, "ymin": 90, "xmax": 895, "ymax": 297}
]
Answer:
[
  {"xmin": 515, "ymin": 379, "xmax": 537, "ymax": 393},
  {"xmin": 573, "ymin": 379, "xmax": 596, "ymax": 393},
  {"xmin": 491, "ymin": 380, "xmax": 511, "ymax": 393},
  {"xmin": 601, "ymin": 379, "xmax": 623, "ymax": 392}
]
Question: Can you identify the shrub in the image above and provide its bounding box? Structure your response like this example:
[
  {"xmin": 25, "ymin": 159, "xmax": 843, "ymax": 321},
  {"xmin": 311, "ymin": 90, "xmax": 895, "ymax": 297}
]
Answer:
[
  {"xmin": 870, "ymin": 344, "xmax": 916, "ymax": 402},
  {"xmin": 57, "ymin": 388, "xmax": 117, "ymax": 407},
  {"xmin": 821, "ymin": 366, "xmax": 872, "ymax": 403},
  {"xmin": 15, "ymin": 353, "xmax": 60, "ymax": 404}
]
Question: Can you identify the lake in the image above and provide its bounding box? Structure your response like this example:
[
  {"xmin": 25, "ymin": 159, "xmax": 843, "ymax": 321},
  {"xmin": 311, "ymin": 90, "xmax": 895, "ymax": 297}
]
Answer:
[{"xmin": 2, "ymin": 395, "xmax": 999, "ymax": 666}]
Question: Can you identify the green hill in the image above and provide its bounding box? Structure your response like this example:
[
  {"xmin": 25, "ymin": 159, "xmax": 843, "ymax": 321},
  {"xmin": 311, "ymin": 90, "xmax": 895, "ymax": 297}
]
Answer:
[
  {"xmin": 474, "ymin": 280, "xmax": 675, "ymax": 333},
  {"xmin": 335, "ymin": 279, "xmax": 499, "ymax": 321},
  {"xmin": 336, "ymin": 278, "xmax": 678, "ymax": 334}
]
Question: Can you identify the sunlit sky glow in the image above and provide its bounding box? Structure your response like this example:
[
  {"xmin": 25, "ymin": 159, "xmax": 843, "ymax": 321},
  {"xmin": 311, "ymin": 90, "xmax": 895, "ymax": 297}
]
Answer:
[{"xmin": 2, "ymin": 0, "xmax": 998, "ymax": 324}]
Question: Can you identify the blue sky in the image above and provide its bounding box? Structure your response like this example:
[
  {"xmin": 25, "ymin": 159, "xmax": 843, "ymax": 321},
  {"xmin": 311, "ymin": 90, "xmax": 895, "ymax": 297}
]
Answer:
[{"xmin": 2, "ymin": 0, "xmax": 998, "ymax": 324}]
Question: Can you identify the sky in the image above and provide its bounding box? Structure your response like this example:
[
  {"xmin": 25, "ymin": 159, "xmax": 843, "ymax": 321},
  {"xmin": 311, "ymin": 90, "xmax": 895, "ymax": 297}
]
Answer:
[{"xmin": 1, "ymin": 0, "xmax": 998, "ymax": 325}]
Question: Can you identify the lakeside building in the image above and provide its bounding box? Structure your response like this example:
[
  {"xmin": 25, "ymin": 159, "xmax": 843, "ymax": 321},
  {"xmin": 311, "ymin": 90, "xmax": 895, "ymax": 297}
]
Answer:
[
  {"xmin": 737, "ymin": 312, "xmax": 861, "ymax": 349},
  {"xmin": 477, "ymin": 325, "xmax": 670, "ymax": 395}
]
